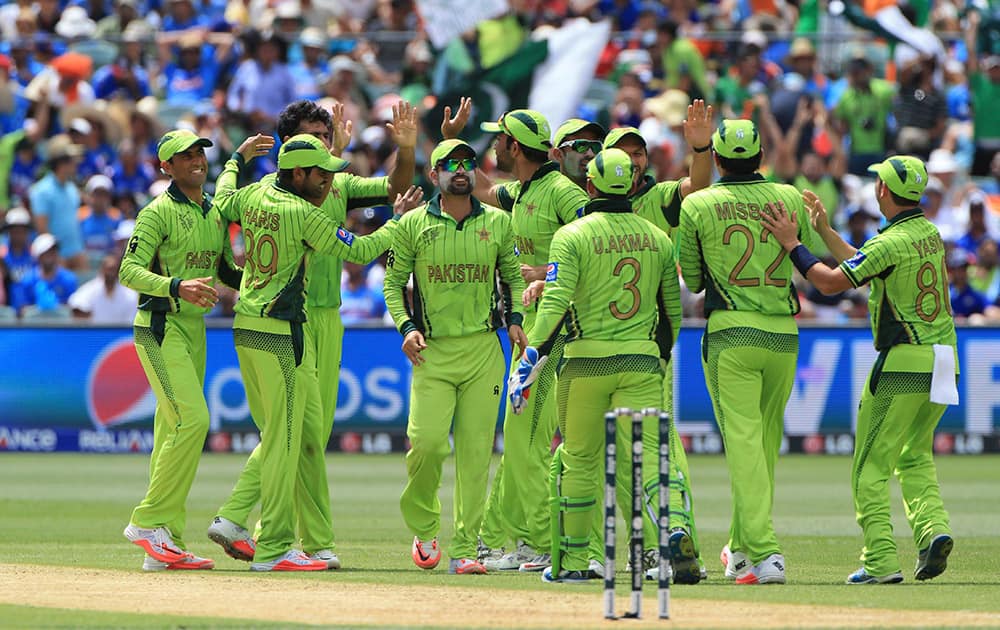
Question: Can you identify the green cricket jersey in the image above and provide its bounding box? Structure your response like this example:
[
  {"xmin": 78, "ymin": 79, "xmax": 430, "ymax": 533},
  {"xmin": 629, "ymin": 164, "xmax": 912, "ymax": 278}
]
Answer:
[
  {"xmin": 529, "ymin": 197, "xmax": 682, "ymax": 360},
  {"xmin": 631, "ymin": 175, "xmax": 683, "ymax": 241},
  {"xmin": 384, "ymin": 194, "xmax": 526, "ymax": 339},
  {"xmin": 678, "ymin": 174, "xmax": 811, "ymax": 317},
  {"xmin": 120, "ymin": 181, "xmax": 241, "ymax": 316},
  {"xmin": 494, "ymin": 162, "xmax": 589, "ymax": 268},
  {"xmin": 833, "ymin": 79, "xmax": 895, "ymax": 154},
  {"xmin": 260, "ymin": 171, "xmax": 390, "ymax": 309},
  {"xmin": 839, "ymin": 208, "xmax": 957, "ymax": 350},
  {"xmin": 213, "ymin": 156, "xmax": 395, "ymax": 322}
]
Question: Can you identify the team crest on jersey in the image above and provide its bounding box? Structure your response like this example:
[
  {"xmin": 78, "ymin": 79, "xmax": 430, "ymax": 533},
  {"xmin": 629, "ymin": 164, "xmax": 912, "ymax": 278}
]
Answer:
[
  {"xmin": 419, "ymin": 225, "xmax": 442, "ymax": 246},
  {"xmin": 336, "ymin": 227, "xmax": 355, "ymax": 246},
  {"xmin": 845, "ymin": 251, "xmax": 866, "ymax": 269},
  {"xmin": 545, "ymin": 262, "xmax": 558, "ymax": 282},
  {"xmin": 179, "ymin": 212, "xmax": 193, "ymax": 231}
]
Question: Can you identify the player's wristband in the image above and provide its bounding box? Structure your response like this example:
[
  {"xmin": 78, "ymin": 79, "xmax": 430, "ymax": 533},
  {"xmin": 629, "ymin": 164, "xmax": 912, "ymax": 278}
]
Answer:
[
  {"xmin": 169, "ymin": 277, "xmax": 182, "ymax": 298},
  {"xmin": 789, "ymin": 244, "xmax": 821, "ymax": 276},
  {"xmin": 692, "ymin": 143, "xmax": 711, "ymax": 153}
]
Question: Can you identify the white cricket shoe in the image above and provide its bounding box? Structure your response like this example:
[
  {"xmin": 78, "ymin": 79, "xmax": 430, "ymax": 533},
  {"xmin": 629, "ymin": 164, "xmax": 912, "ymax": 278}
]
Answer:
[
  {"xmin": 720, "ymin": 544, "xmax": 751, "ymax": 580},
  {"xmin": 308, "ymin": 549, "xmax": 341, "ymax": 569},
  {"xmin": 483, "ymin": 541, "xmax": 535, "ymax": 571},
  {"xmin": 735, "ymin": 553, "xmax": 786, "ymax": 585}
]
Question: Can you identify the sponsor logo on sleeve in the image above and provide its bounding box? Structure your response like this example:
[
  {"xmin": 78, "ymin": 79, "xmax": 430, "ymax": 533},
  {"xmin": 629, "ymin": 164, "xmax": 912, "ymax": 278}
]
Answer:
[
  {"xmin": 337, "ymin": 227, "xmax": 355, "ymax": 246},
  {"xmin": 845, "ymin": 251, "xmax": 866, "ymax": 269},
  {"xmin": 545, "ymin": 262, "xmax": 558, "ymax": 282}
]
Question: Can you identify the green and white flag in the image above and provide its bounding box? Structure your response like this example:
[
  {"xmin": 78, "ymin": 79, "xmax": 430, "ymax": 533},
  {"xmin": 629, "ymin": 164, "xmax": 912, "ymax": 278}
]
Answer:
[{"xmin": 424, "ymin": 18, "xmax": 611, "ymax": 155}]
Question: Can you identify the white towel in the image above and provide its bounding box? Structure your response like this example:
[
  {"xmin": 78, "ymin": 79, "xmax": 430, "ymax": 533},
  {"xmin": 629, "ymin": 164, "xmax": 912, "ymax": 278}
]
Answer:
[{"xmin": 930, "ymin": 344, "xmax": 959, "ymax": 405}]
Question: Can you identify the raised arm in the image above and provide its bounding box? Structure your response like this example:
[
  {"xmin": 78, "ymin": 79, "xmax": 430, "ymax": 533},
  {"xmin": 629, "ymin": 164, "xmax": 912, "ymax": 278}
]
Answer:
[
  {"xmin": 385, "ymin": 100, "xmax": 418, "ymax": 198},
  {"xmin": 680, "ymin": 100, "xmax": 714, "ymax": 198}
]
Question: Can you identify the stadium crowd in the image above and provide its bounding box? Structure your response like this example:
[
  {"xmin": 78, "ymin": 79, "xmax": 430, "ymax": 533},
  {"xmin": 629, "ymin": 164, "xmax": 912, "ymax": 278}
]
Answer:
[{"xmin": 0, "ymin": 0, "xmax": 998, "ymax": 325}]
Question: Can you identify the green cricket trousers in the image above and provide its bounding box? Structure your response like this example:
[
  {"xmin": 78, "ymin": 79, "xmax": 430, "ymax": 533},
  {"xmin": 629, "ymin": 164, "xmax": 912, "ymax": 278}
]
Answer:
[
  {"xmin": 401, "ymin": 331, "xmax": 504, "ymax": 560},
  {"xmin": 853, "ymin": 343, "xmax": 953, "ymax": 577},
  {"xmin": 130, "ymin": 310, "xmax": 209, "ymax": 548},
  {"xmin": 702, "ymin": 311, "xmax": 798, "ymax": 565}
]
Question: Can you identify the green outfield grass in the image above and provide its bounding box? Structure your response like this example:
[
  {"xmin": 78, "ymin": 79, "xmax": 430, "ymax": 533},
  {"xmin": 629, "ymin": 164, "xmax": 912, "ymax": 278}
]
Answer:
[{"xmin": 1, "ymin": 453, "xmax": 998, "ymax": 627}]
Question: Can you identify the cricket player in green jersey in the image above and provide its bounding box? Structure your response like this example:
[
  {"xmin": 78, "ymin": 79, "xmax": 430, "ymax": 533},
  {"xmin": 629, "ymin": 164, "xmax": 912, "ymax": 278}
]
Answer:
[
  {"xmin": 384, "ymin": 139, "xmax": 527, "ymax": 574},
  {"xmin": 212, "ymin": 134, "xmax": 402, "ymax": 571},
  {"xmin": 509, "ymin": 148, "xmax": 682, "ymax": 582},
  {"xmin": 208, "ymin": 100, "xmax": 417, "ymax": 569},
  {"xmin": 678, "ymin": 119, "xmax": 813, "ymax": 585},
  {"xmin": 600, "ymin": 101, "xmax": 714, "ymax": 583},
  {"xmin": 121, "ymin": 129, "xmax": 243, "ymax": 571},
  {"xmin": 551, "ymin": 118, "xmax": 606, "ymax": 188},
  {"xmin": 761, "ymin": 155, "xmax": 957, "ymax": 585},
  {"xmin": 471, "ymin": 109, "xmax": 590, "ymax": 572}
]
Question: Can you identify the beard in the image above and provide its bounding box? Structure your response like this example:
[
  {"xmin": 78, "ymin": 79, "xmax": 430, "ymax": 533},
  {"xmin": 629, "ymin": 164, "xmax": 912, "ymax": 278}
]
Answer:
[{"xmin": 440, "ymin": 171, "xmax": 475, "ymax": 195}]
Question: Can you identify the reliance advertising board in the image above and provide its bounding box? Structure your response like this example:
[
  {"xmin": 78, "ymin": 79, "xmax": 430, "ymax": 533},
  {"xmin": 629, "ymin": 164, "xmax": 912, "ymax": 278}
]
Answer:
[{"xmin": 1, "ymin": 325, "xmax": 999, "ymax": 452}]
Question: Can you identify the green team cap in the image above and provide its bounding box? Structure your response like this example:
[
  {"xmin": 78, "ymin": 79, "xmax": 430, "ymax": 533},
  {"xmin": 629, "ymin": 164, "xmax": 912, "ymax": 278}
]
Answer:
[
  {"xmin": 277, "ymin": 133, "xmax": 349, "ymax": 172},
  {"xmin": 429, "ymin": 138, "xmax": 476, "ymax": 166},
  {"xmin": 553, "ymin": 118, "xmax": 606, "ymax": 146},
  {"xmin": 602, "ymin": 126, "xmax": 645, "ymax": 150},
  {"xmin": 867, "ymin": 155, "xmax": 928, "ymax": 202},
  {"xmin": 587, "ymin": 148, "xmax": 633, "ymax": 196},
  {"xmin": 480, "ymin": 109, "xmax": 552, "ymax": 152},
  {"xmin": 156, "ymin": 129, "xmax": 213, "ymax": 161},
  {"xmin": 712, "ymin": 119, "xmax": 761, "ymax": 159}
]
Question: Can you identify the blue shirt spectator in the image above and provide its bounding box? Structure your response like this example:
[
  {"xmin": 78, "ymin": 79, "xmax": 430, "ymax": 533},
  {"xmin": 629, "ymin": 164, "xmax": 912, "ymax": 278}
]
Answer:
[
  {"xmin": 9, "ymin": 233, "xmax": 78, "ymax": 313},
  {"xmin": 948, "ymin": 249, "xmax": 989, "ymax": 317},
  {"xmin": 29, "ymin": 137, "xmax": 85, "ymax": 266},
  {"xmin": 341, "ymin": 261, "xmax": 386, "ymax": 325},
  {"xmin": 110, "ymin": 140, "xmax": 156, "ymax": 198},
  {"xmin": 92, "ymin": 59, "xmax": 152, "ymax": 100},
  {"xmin": 1, "ymin": 207, "xmax": 35, "ymax": 285},
  {"xmin": 78, "ymin": 174, "xmax": 122, "ymax": 254},
  {"xmin": 226, "ymin": 33, "xmax": 296, "ymax": 122},
  {"xmin": 162, "ymin": 42, "xmax": 223, "ymax": 106}
]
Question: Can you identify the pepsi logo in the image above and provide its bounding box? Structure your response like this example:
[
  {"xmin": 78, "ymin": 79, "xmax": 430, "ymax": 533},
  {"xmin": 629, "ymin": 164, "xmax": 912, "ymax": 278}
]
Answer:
[{"xmin": 86, "ymin": 338, "xmax": 156, "ymax": 429}]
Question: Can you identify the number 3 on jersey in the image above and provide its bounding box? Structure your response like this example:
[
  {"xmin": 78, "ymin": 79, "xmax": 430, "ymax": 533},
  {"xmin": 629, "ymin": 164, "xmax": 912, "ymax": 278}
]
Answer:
[
  {"xmin": 243, "ymin": 227, "xmax": 279, "ymax": 289},
  {"xmin": 610, "ymin": 257, "xmax": 641, "ymax": 320}
]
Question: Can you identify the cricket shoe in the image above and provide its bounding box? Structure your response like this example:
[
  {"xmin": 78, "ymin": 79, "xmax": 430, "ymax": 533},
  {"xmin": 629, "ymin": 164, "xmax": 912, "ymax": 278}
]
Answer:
[
  {"xmin": 541, "ymin": 567, "xmax": 600, "ymax": 583},
  {"xmin": 124, "ymin": 524, "xmax": 185, "ymax": 564},
  {"xmin": 699, "ymin": 558, "xmax": 708, "ymax": 580},
  {"xmin": 308, "ymin": 549, "xmax": 341, "ymax": 570},
  {"xmin": 668, "ymin": 529, "xmax": 701, "ymax": 584},
  {"xmin": 915, "ymin": 534, "xmax": 953, "ymax": 581},
  {"xmin": 735, "ymin": 553, "xmax": 786, "ymax": 585},
  {"xmin": 207, "ymin": 516, "xmax": 256, "ymax": 561},
  {"xmin": 625, "ymin": 549, "xmax": 672, "ymax": 582},
  {"xmin": 143, "ymin": 552, "xmax": 215, "ymax": 572},
  {"xmin": 482, "ymin": 541, "xmax": 535, "ymax": 571},
  {"xmin": 449, "ymin": 558, "xmax": 487, "ymax": 574},
  {"xmin": 250, "ymin": 549, "xmax": 328, "ymax": 572},
  {"xmin": 846, "ymin": 567, "xmax": 903, "ymax": 584},
  {"xmin": 412, "ymin": 536, "xmax": 441, "ymax": 570},
  {"xmin": 588, "ymin": 559, "xmax": 605, "ymax": 578},
  {"xmin": 720, "ymin": 545, "xmax": 751, "ymax": 580},
  {"xmin": 519, "ymin": 551, "xmax": 551, "ymax": 572},
  {"xmin": 477, "ymin": 538, "xmax": 504, "ymax": 563}
]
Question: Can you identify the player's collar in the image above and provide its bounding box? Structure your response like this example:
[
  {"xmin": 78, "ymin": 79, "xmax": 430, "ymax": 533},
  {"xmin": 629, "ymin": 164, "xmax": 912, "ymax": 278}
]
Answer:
[
  {"xmin": 630, "ymin": 174, "xmax": 657, "ymax": 199},
  {"xmin": 426, "ymin": 192, "xmax": 485, "ymax": 221},
  {"xmin": 166, "ymin": 181, "xmax": 211, "ymax": 216},
  {"xmin": 584, "ymin": 197, "xmax": 632, "ymax": 215},
  {"xmin": 716, "ymin": 173, "xmax": 767, "ymax": 184},
  {"xmin": 878, "ymin": 207, "xmax": 923, "ymax": 233},
  {"xmin": 518, "ymin": 161, "xmax": 561, "ymax": 197}
]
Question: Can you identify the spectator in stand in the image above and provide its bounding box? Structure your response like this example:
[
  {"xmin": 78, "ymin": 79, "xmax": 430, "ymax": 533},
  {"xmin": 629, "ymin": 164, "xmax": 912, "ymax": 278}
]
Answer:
[
  {"xmin": 715, "ymin": 42, "xmax": 768, "ymax": 121},
  {"xmin": 921, "ymin": 176, "xmax": 962, "ymax": 243},
  {"xmin": 1, "ymin": 207, "xmax": 34, "ymax": 285},
  {"xmin": 159, "ymin": 31, "xmax": 228, "ymax": 107},
  {"xmin": 68, "ymin": 253, "xmax": 138, "ymax": 324},
  {"xmin": 226, "ymin": 30, "xmax": 296, "ymax": 129},
  {"xmin": 54, "ymin": 6, "xmax": 98, "ymax": 44},
  {"xmin": 892, "ymin": 53, "xmax": 946, "ymax": 160},
  {"xmin": 948, "ymin": 249, "xmax": 989, "ymax": 320},
  {"xmin": 9, "ymin": 232, "xmax": 77, "ymax": 315},
  {"xmin": 35, "ymin": 0, "xmax": 63, "ymax": 35},
  {"xmin": 110, "ymin": 138, "xmax": 157, "ymax": 199},
  {"xmin": 66, "ymin": 116, "xmax": 108, "ymax": 181},
  {"xmin": 775, "ymin": 96, "xmax": 845, "ymax": 218},
  {"xmin": 966, "ymin": 11, "xmax": 1000, "ymax": 176},
  {"xmin": 288, "ymin": 27, "xmax": 329, "ymax": 101},
  {"xmin": 322, "ymin": 55, "xmax": 369, "ymax": 130},
  {"xmin": 784, "ymin": 37, "xmax": 832, "ymax": 108},
  {"xmin": 1, "ymin": 119, "xmax": 43, "ymax": 209},
  {"xmin": 833, "ymin": 54, "xmax": 896, "ymax": 175},
  {"xmin": 78, "ymin": 174, "xmax": 123, "ymax": 256},
  {"xmin": 340, "ymin": 259, "xmax": 387, "ymax": 326},
  {"xmin": 839, "ymin": 204, "xmax": 881, "ymax": 250},
  {"xmin": 161, "ymin": 0, "xmax": 209, "ymax": 31},
  {"xmin": 92, "ymin": 24, "xmax": 154, "ymax": 101},
  {"xmin": 656, "ymin": 18, "xmax": 710, "ymax": 102},
  {"xmin": 970, "ymin": 238, "xmax": 1000, "ymax": 304},
  {"xmin": 925, "ymin": 148, "xmax": 963, "ymax": 213},
  {"xmin": 955, "ymin": 193, "xmax": 995, "ymax": 255},
  {"xmin": 95, "ymin": 0, "xmax": 149, "ymax": 39},
  {"xmin": 24, "ymin": 52, "xmax": 96, "ymax": 131},
  {"xmin": 365, "ymin": 0, "xmax": 418, "ymax": 77},
  {"xmin": 0, "ymin": 0, "xmax": 32, "ymax": 41},
  {"xmin": 111, "ymin": 219, "xmax": 135, "ymax": 257},
  {"xmin": 29, "ymin": 134, "xmax": 87, "ymax": 271}
]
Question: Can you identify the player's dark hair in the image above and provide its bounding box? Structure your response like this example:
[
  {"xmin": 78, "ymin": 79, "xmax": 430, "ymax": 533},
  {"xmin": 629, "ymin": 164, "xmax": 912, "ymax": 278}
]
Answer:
[
  {"xmin": 516, "ymin": 142, "xmax": 549, "ymax": 164},
  {"xmin": 277, "ymin": 100, "xmax": 334, "ymax": 141},
  {"xmin": 717, "ymin": 152, "xmax": 762, "ymax": 174},
  {"xmin": 890, "ymin": 189, "xmax": 917, "ymax": 207}
]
